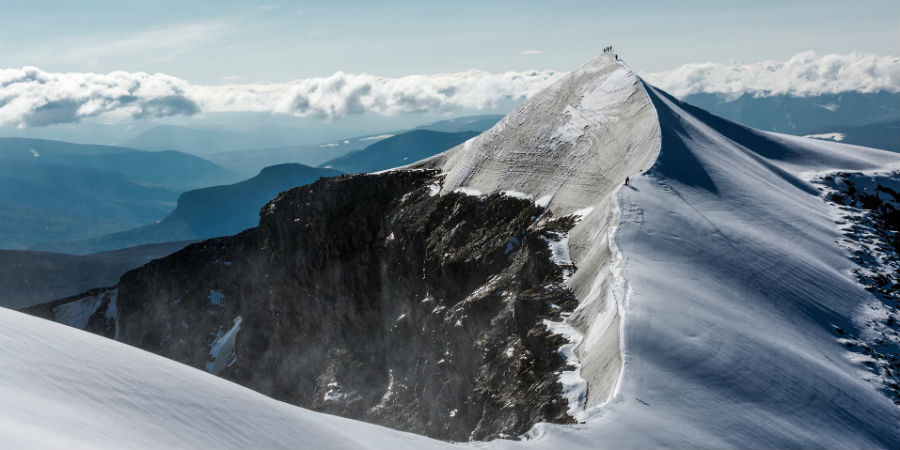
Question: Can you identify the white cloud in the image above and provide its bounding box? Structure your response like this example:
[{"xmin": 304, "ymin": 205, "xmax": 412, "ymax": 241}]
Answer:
[
  {"xmin": 0, "ymin": 67, "xmax": 563, "ymax": 127},
  {"xmin": 7, "ymin": 51, "xmax": 892, "ymax": 128},
  {"xmin": 644, "ymin": 51, "xmax": 900, "ymax": 98},
  {"xmin": 0, "ymin": 67, "xmax": 198, "ymax": 127},
  {"xmin": 520, "ymin": 50, "xmax": 542, "ymax": 55}
]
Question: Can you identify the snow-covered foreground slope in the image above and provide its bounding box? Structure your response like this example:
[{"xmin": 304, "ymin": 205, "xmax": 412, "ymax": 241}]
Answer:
[{"xmin": 0, "ymin": 306, "xmax": 449, "ymax": 450}]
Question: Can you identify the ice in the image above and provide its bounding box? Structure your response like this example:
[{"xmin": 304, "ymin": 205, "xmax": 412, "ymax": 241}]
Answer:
[
  {"xmin": 205, "ymin": 316, "xmax": 242, "ymax": 374},
  {"xmin": 542, "ymin": 232, "xmax": 572, "ymax": 266},
  {"xmin": 208, "ymin": 290, "xmax": 224, "ymax": 307}
]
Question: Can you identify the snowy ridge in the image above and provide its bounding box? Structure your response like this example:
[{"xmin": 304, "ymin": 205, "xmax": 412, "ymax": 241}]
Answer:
[{"xmin": 416, "ymin": 55, "xmax": 661, "ymax": 411}]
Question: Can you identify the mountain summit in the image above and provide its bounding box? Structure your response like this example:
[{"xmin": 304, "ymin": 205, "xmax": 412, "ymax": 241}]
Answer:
[{"xmin": 13, "ymin": 54, "xmax": 900, "ymax": 449}]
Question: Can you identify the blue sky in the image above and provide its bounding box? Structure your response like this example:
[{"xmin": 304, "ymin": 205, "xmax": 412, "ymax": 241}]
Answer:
[{"xmin": 2, "ymin": 0, "xmax": 897, "ymax": 82}]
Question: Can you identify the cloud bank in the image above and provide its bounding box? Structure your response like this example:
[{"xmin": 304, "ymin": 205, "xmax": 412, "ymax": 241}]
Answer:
[
  {"xmin": 0, "ymin": 67, "xmax": 563, "ymax": 127},
  {"xmin": 644, "ymin": 51, "xmax": 900, "ymax": 98},
  {"xmin": 3, "ymin": 51, "xmax": 897, "ymax": 127},
  {"xmin": 0, "ymin": 67, "xmax": 199, "ymax": 127}
]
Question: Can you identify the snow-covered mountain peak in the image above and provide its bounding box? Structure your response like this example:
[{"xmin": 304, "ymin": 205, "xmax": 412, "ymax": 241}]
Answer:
[{"xmin": 418, "ymin": 53, "xmax": 659, "ymax": 213}]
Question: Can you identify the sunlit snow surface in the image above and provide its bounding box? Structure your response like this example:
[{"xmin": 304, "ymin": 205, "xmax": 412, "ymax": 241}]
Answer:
[{"xmin": 0, "ymin": 307, "xmax": 450, "ymax": 450}]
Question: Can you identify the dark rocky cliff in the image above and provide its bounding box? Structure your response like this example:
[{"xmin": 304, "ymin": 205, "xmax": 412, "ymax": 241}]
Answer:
[{"xmin": 27, "ymin": 169, "xmax": 582, "ymax": 441}]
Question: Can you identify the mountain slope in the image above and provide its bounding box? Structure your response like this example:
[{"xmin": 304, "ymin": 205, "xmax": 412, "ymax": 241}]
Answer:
[
  {"xmin": 0, "ymin": 137, "xmax": 236, "ymax": 188},
  {"xmin": 320, "ymin": 130, "xmax": 478, "ymax": 174},
  {"xmin": 35, "ymin": 164, "xmax": 339, "ymax": 254},
  {"xmin": 15, "ymin": 54, "xmax": 899, "ymax": 448},
  {"xmin": 544, "ymin": 85, "xmax": 898, "ymax": 449},
  {"xmin": 0, "ymin": 162, "xmax": 178, "ymax": 249}
]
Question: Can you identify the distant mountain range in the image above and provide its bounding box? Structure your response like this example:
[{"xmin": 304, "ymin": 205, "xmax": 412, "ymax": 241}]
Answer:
[
  {"xmin": 123, "ymin": 124, "xmax": 312, "ymax": 155},
  {"xmin": 35, "ymin": 163, "xmax": 339, "ymax": 254},
  {"xmin": 0, "ymin": 137, "xmax": 236, "ymax": 188},
  {"xmin": 0, "ymin": 116, "xmax": 502, "ymax": 252},
  {"xmin": 0, "ymin": 138, "xmax": 237, "ymax": 249},
  {"xmin": 207, "ymin": 136, "xmax": 375, "ymax": 179},
  {"xmin": 207, "ymin": 115, "xmax": 502, "ymax": 178},
  {"xmin": 803, "ymin": 120, "xmax": 899, "ymax": 152},
  {"xmin": 682, "ymin": 91, "xmax": 899, "ymax": 136},
  {"xmin": 413, "ymin": 115, "xmax": 502, "ymax": 133},
  {"xmin": 319, "ymin": 130, "xmax": 478, "ymax": 174}
]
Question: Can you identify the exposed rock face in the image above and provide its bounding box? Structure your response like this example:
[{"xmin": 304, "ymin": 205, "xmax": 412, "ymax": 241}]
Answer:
[
  {"xmin": 817, "ymin": 171, "xmax": 900, "ymax": 403},
  {"xmin": 28, "ymin": 170, "xmax": 582, "ymax": 441}
]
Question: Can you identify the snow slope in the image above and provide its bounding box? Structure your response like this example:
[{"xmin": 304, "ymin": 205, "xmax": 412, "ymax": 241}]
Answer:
[
  {"xmin": 0, "ymin": 306, "xmax": 450, "ymax": 450},
  {"xmin": 581, "ymin": 87, "xmax": 899, "ymax": 449}
]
